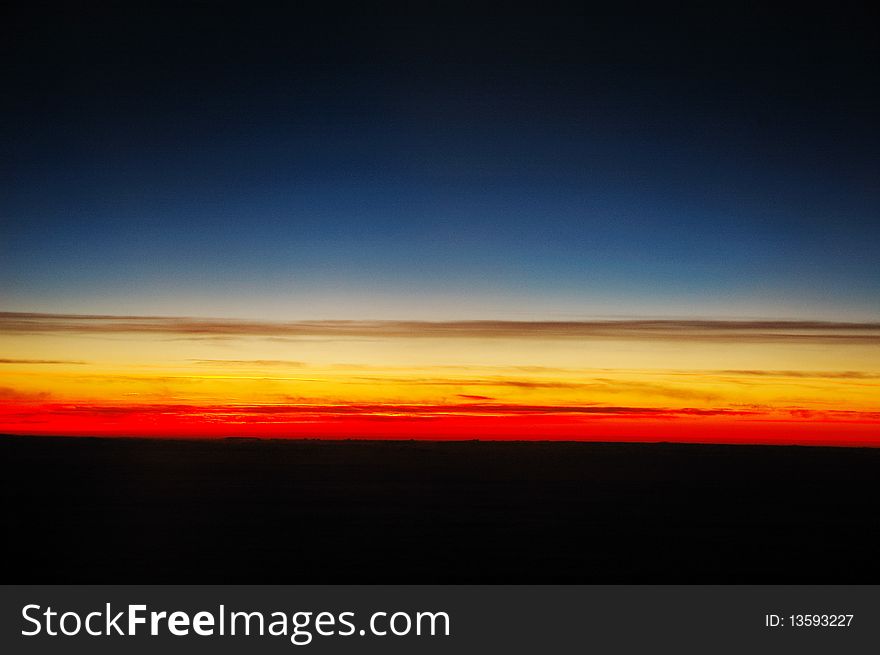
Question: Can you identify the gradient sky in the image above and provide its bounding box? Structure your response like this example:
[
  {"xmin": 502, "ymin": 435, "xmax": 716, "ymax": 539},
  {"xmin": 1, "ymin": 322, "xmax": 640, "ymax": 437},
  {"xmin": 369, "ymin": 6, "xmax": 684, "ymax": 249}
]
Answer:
[{"xmin": 1, "ymin": 4, "xmax": 878, "ymax": 443}]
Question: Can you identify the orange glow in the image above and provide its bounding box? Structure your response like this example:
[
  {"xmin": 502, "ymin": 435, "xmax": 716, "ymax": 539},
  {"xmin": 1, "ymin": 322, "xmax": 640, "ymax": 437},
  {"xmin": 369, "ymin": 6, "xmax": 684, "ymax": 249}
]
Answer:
[{"xmin": 1, "ymin": 312, "xmax": 878, "ymax": 446}]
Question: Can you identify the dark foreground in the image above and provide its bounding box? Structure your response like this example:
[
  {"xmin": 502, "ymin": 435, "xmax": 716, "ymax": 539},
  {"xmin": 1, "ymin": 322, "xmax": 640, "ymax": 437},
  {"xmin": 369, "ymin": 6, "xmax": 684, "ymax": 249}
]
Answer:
[{"xmin": 4, "ymin": 435, "xmax": 880, "ymax": 582}]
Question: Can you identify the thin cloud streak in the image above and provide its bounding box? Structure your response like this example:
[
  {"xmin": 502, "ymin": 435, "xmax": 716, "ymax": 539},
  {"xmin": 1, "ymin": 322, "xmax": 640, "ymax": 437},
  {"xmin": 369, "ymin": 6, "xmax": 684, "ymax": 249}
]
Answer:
[
  {"xmin": 2, "ymin": 312, "xmax": 879, "ymax": 344},
  {"xmin": 187, "ymin": 359, "xmax": 307, "ymax": 367},
  {"xmin": 718, "ymin": 370, "xmax": 880, "ymax": 379},
  {"xmin": 348, "ymin": 376, "xmax": 720, "ymax": 401},
  {"xmin": 0, "ymin": 400, "xmax": 759, "ymax": 418},
  {"xmin": 0, "ymin": 358, "xmax": 88, "ymax": 365}
]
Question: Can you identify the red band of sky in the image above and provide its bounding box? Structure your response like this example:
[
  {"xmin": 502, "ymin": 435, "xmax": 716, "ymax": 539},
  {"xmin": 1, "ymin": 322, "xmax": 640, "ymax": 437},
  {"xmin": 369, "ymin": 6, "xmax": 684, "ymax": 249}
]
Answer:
[{"xmin": 2, "ymin": 402, "xmax": 878, "ymax": 447}]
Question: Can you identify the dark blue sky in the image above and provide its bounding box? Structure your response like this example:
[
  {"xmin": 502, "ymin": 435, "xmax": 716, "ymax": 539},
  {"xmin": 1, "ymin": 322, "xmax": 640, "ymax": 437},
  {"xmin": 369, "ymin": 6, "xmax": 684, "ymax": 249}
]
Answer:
[{"xmin": 3, "ymin": 3, "xmax": 878, "ymax": 319}]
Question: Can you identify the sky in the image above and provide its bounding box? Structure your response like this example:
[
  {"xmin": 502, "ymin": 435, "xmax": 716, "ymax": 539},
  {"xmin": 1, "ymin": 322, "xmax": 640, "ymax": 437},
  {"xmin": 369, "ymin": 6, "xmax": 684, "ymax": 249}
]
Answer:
[{"xmin": 1, "ymin": 4, "xmax": 878, "ymax": 443}]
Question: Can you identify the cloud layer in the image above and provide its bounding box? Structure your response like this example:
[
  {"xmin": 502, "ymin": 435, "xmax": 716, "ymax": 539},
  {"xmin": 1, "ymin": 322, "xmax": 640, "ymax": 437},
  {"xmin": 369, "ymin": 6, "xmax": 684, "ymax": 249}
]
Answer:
[{"xmin": 2, "ymin": 312, "xmax": 879, "ymax": 343}]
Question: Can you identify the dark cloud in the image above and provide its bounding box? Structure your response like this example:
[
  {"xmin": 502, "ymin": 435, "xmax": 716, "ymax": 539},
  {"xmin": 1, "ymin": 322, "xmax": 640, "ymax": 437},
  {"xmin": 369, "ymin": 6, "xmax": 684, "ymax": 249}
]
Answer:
[
  {"xmin": 0, "ymin": 358, "xmax": 87, "ymax": 365},
  {"xmin": 2, "ymin": 312, "xmax": 878, "ymax": 344}
]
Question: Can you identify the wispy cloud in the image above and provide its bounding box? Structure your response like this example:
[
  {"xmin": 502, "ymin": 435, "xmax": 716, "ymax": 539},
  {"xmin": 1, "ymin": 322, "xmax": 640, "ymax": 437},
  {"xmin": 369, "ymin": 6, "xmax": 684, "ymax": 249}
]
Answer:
[
  {"xmin": 349, "ymin": 376, "xmax": 583, "ymax": 389},
  {"xmin": 718, "ymin": 370, "xmax": 880, "ymax": 379},
  {"xmin": 346, "ymin": 375, "xmax": 720, "ymax": 401},
  {"xmin": 0, "ymin": 387, "xmax": 53, "ymax": 401},
  {"xmin": 2, "ymin": 312, "xmax": 878, "ymax": 343},
  {"xmin": 0, "ymin": 358, "xmax": 88, "ymax": 365},
  {"xmin": 0, "ymin": 400, "xmax": 759, "ymax": 418},
  {"xmin": 187, "ymin": 359, "xmax": 307, "ymax": 367}
]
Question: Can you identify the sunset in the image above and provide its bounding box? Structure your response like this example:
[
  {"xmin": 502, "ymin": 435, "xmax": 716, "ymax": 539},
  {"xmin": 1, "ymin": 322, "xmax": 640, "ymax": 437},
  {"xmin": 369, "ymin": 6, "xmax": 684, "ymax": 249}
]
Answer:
[
  {"xmin": 4, "ymin": 3, "xmax": 878, "ymax": 448},
  {"xmin": 3, "ymin": 1, "xmax": 880, "ymax": 618},
  {"xmin": 2, "ymin": 313, "xmax": 879, "ymax": 444}
]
